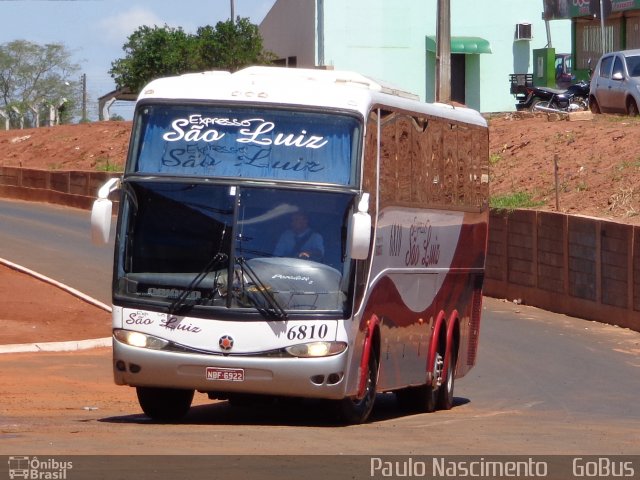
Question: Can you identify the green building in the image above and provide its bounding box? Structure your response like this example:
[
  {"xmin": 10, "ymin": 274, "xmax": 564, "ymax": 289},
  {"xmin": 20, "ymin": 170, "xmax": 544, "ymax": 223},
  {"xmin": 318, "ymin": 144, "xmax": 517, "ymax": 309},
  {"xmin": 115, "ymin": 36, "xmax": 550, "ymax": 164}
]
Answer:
[{"xmin": 259, "ymin": 0, "xmax": 572, "ymax": 113}]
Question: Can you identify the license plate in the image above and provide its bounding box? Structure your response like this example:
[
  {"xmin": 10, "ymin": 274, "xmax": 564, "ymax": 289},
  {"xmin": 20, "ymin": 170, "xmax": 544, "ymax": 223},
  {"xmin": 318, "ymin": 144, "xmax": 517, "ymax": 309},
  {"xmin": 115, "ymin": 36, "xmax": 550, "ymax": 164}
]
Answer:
[{"xmin": 206, "ymin": 367, "xmax": 245, "ymax": 382}]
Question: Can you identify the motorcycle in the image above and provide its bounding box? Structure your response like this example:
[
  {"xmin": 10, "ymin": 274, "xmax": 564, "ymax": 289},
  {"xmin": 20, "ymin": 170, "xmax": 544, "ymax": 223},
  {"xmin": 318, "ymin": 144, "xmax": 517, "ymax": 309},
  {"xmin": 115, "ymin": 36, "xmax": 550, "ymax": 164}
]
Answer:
[
  {"xmin": 533, "ymin": 80, "xmax": 590, "ymax": 113},
  {"xmin": 515, "ymin": 80, "xmax": 590, "ymax": 112}
]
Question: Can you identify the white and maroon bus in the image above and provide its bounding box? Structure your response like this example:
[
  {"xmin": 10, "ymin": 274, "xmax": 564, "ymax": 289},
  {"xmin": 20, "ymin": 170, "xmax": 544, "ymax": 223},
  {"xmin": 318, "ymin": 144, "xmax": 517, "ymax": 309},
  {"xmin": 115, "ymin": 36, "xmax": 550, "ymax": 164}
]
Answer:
[{"xmin": 91, "ymin": 66, "xmax": 489, "ymax": 424}]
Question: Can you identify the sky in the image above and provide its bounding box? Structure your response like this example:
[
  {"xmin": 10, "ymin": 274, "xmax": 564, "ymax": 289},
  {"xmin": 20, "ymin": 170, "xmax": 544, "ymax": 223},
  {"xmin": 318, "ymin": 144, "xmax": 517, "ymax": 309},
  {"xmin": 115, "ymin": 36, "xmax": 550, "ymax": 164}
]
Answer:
[{"xmin": 0, "ymin": 0, "xmax": 277, "ymax": 120}]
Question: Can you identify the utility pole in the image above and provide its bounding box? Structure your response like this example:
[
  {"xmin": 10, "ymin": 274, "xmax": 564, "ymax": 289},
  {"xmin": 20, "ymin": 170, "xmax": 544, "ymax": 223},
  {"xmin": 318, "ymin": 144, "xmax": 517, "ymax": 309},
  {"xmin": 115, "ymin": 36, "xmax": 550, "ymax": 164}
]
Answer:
[
  {"xmin": 436, "ymin": 0, "xmax": 451, "ymax": 103},
  {"xmin": 543, "ymin": 0, "xmax": 552, "ymax": 47},
  {"xmin": 600, "ymin": 0, "xmax": 606, "ymax": 55},
  {"xmin": 230, "ymin": 0, "xmax": 235, "ymax": 23}
]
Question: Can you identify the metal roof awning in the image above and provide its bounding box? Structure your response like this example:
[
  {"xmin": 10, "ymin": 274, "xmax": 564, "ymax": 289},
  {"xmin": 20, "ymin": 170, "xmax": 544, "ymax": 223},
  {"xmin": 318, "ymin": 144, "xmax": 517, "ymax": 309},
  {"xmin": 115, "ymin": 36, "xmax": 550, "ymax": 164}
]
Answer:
[{"xmin": 426, "ymin": 36, "xmax": 492, "ymax": 54}]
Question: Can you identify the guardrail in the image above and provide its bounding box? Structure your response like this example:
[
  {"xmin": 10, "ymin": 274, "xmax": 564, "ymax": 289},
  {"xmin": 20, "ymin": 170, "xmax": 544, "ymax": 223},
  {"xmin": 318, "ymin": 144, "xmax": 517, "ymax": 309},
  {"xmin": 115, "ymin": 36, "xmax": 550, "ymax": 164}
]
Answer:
[{"xmin": 1, "ymin": 167, "xmax": 638, "ymax": 332}]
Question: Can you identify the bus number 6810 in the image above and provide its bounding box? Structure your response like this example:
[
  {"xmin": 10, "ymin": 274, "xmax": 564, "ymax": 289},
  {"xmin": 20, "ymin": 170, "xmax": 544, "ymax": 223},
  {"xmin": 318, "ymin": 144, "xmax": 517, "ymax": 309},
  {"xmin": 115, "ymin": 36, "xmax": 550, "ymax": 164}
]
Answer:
[{"xmin": 286, "ymin": 324, "xmax": 329, "ymax": 341}]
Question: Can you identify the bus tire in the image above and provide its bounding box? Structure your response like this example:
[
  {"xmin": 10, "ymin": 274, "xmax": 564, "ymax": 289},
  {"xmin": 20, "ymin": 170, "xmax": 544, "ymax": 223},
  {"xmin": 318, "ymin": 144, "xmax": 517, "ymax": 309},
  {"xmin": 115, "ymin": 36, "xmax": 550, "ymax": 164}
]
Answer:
[
  {"xmin": 436, "ymin": 346, "xmax": 457, "ymax": 410},
  {"xmin": 422, "ymin": 350, "xmax": 441, "ymax": 413},
  {"xmin": 395, "ymin": 359, "xmax": 440, "ymax": 414},
  {"xmin": 136, "ymin": 386, "xmax": 194, "ymax": 421},
  {"xmin": 335, "ymin": 353, "xmax": 378, "ymax": 424},
  {"xmin": 395, "ymin": 383, "xmax": 437, "ymax": 413}
]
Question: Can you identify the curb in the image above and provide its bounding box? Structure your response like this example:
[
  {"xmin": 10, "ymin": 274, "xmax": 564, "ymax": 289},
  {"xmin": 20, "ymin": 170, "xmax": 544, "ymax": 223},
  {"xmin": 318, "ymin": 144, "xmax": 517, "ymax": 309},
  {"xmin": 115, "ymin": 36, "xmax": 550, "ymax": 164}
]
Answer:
[
  {"xmin": 0, "ymin": 337, "xmax": 111, "ymax": 354},
  {"xmin": 0, "ymin": 257, "xmax": 112, "ymax": 312},
  {"xmin": 0, "ymin": 257, "xmax": 112, "ymax": 354}
]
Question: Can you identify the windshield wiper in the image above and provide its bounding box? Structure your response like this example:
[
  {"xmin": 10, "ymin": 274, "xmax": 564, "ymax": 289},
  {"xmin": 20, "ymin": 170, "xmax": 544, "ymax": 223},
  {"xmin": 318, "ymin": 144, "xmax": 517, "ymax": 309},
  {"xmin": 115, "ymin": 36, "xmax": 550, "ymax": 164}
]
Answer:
[
  {"xmin": 236, "ymin": 257, "xmax": 287, "ymax": 319},
  {"xmin": 168, "ymin": 253, "xmax": 228, "ymax": 315}
]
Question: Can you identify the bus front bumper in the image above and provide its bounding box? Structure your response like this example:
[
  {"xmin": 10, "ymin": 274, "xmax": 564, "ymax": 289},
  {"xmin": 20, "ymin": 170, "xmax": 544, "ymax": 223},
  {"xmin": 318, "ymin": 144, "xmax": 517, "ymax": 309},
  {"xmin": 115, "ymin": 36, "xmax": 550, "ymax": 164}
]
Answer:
[{"xmin": 112, "ymin": 338, "xmax": 351, "ymax": 400}]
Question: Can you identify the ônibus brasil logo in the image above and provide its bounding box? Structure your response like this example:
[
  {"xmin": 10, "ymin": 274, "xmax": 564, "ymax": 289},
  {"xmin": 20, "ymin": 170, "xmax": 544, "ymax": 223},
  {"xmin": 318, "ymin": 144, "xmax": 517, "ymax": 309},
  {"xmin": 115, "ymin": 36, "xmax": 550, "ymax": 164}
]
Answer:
[{"xmin": 8, "ymin": 456, "xmax": 73, "ymax": 479}]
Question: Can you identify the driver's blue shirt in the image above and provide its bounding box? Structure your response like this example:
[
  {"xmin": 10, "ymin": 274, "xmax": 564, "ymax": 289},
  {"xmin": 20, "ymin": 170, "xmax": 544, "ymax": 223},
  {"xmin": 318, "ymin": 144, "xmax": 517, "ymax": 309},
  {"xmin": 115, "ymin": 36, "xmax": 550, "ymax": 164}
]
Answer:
[{"xmin": 273, "ymin": 228, "xmax": 324, "ymax": 260}]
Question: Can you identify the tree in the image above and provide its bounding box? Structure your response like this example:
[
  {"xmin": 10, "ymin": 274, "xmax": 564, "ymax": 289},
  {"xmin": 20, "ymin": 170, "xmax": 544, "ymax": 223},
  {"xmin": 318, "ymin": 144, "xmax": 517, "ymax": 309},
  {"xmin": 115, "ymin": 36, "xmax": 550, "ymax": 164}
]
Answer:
[
  {"xmin": 0, "ymin": 40, "xmax": 80, "ymax": 127},
  {"xmin": 109, "ymin": 18, "xmax": 275, "ymax": 93},
  {"xmin": 194, "ymin": 18, "xmax": 275, "ymax": 72},
  {"xmin": 109, "ymin": 25, "xmax": 198, "ymax": 94}
]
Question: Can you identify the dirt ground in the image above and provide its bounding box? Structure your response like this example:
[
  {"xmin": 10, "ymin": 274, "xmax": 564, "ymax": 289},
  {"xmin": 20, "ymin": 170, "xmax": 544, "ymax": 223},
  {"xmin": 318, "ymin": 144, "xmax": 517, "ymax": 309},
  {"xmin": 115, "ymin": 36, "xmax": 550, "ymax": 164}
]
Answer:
[
  {"xmin": 0, "ymin": 263, "xmax": 111, "ymax": 345},
  {"xmin": 489, "ymin": 111, "xmax": 640, "ymax": 225},
  {"xmin": 0, "ymin": 120, "xmax": 130, "ymax": 172},
  {"xmin": 1, "ymin": 111, "xmax": 640, "ymax": 346}
]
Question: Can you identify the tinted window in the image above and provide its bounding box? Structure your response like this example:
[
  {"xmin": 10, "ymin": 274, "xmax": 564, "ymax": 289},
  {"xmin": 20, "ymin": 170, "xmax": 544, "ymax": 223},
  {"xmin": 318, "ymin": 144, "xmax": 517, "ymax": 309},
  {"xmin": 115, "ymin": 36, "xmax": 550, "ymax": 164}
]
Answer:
[{"xmin": 115, "ymin": 182, "xmax": 355, "ymax": 314}]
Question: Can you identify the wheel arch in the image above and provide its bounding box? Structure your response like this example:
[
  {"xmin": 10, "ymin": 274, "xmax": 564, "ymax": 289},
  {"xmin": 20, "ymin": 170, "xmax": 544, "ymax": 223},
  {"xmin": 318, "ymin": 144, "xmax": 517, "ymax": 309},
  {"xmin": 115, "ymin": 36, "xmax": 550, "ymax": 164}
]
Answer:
[
  {"xmin": 445, "ymin": 310, "xmax": 461, "ymax": 378},
  {"xmin": 357, "ymin": 313, "xmax": 381, "ymax": 398},
  {"xmin": 427, "ymin": 310, "xmax": 460, "ymax": 379},
  {"xmin": 371, "ymin": 321, "xmax": 381, "ymax": 365},
  {"xmin": 427, "ymin": 310, "xmax": 447, "ymax": 376}
]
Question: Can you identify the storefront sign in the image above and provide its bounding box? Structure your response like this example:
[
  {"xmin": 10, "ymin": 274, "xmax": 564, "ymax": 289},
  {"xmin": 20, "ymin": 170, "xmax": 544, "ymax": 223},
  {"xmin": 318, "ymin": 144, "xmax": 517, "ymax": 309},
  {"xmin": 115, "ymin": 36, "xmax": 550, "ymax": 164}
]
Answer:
[{"xmin": 544, "ymin": 0, "xmax": 640, "ymax": 20}]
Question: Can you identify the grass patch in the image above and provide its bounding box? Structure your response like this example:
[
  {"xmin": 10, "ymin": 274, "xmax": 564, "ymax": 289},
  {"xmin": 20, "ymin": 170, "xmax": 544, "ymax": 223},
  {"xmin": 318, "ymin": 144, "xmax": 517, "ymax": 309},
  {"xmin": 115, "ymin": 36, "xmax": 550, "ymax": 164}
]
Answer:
[
  {"xmin": 576, "ymin": 181, "xmax": 589, "ymax": 192},
  {"xmin": 554, "ymin": 131, "xmax": 576, "ymax": 144},
  {"xmin": 95, "ymin": 157, "xmax": 121, "ymax": 172},
  {"xmin": 618, "ymin": 159, "xmax": 640, "ymax": 170},
  {"xmin": 601, "ymin": 114, "xmax": 640, "ymax": 126},
  {"xmin": 608, "ymin": 186, "xmax": 639, "ymax": 217},
  {"xmin": 490, "ymin": 191, "xmax": 545, "ymax": 211},
  {"xmin": 489, "ymin": 153, "xmax": 502, "ymax": 165}
]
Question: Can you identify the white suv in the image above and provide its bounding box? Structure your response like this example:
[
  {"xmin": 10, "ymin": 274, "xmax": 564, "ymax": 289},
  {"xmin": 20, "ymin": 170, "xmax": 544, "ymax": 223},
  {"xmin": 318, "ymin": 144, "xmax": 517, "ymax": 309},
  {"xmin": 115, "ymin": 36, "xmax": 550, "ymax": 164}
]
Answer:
[{"xmin": 589, "ymin": 49, "xmax": 640, "ymax": 116}]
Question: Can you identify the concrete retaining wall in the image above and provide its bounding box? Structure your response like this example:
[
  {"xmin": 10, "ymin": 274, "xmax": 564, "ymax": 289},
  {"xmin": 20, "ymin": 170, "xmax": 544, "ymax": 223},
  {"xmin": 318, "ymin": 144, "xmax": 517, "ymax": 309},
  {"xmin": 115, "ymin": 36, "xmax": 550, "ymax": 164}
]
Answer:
[
  {"xmin": 1, "ymin": 167, "xmax": 638, "ymax": 332},
  {"xmin": 485, "ymin": 209, "xmax": 640, "ymax": 331},
  {"xmin": 0, "ymin": 167, "xmax": 120, "ymax": 210}
]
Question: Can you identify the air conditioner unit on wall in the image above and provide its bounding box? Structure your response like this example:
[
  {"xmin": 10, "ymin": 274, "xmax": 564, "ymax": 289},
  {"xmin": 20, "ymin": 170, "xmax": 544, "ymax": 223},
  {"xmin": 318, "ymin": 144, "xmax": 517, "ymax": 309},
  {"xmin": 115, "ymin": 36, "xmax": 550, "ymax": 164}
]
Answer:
[{"xmin": 515, "ymin": 23, "xmax": 532, "ymax": 41}]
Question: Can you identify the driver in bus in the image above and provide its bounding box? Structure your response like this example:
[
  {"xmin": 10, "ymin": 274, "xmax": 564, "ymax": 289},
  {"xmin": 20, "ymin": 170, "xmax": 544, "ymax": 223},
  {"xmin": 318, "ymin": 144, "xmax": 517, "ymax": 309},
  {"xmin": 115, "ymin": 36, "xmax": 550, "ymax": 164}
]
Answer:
[{"xmin": 273, "ymin": 211, "xmax": 324, "ymax": 261}]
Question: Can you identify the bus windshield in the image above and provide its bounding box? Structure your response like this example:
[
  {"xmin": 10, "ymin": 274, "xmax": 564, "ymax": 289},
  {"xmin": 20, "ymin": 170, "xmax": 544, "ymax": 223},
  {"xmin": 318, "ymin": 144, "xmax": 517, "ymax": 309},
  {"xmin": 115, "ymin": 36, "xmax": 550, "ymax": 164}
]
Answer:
[
  {"xmin": 115, "ymin": 182, "xmax": 354, "ymax": 317},
  {"xmin": 130, "ymin": 104, "xmax": 361, "ymax": 186}
]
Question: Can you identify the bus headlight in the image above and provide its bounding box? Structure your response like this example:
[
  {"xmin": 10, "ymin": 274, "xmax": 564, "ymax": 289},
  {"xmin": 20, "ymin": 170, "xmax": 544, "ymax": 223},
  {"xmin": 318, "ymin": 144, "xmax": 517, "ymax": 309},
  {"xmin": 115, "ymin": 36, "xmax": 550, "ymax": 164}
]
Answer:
[
  {"xmin": 285, "ymin": 341, "xmax": 347, "ymax": 358},
  {"xmin": 114, "ymin": 329, "xmax": 169, "ymax": 350}
]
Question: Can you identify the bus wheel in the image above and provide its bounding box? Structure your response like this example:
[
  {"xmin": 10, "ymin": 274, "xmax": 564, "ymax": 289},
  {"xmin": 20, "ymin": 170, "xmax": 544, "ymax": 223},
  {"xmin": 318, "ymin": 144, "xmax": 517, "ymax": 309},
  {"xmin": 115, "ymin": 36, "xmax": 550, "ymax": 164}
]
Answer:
[
  {"xmin": 335, "ymin": 354, "xmax": 378, "ymax": 424},
  {"xmin": 436, "ymin": 347, "xmax": 457, "ymax": 410},
  {"xmin": 424, "ymin": 350, "xmax": 443, "ymax": 412},
  {"xmin": 136, "ymin": 386, "xmax": 194, "ymax": 421}
]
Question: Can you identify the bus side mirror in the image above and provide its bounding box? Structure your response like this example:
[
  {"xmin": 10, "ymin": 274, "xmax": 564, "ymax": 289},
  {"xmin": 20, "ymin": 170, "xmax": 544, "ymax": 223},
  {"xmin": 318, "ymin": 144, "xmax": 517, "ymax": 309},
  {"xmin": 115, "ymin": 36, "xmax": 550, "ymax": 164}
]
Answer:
[
  {"xmin": 91, "ymin": 177, "xmax": 120, "ymax": 245},
  {"xmin": 349, "ymin": 193, "xmax": 371, "ymax": 260}
]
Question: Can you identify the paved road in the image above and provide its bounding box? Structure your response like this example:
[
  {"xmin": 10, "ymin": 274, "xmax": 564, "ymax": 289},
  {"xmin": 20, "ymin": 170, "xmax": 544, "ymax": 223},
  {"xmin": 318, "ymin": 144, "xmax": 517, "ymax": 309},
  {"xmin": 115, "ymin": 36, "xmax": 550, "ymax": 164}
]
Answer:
[
  {"xmin": 0, "ymin": 198, "xmax": 115, "ymax": 303},
  {"xmin": 1, "ymin": 198, "xmax": 639, "ymax": 458}
]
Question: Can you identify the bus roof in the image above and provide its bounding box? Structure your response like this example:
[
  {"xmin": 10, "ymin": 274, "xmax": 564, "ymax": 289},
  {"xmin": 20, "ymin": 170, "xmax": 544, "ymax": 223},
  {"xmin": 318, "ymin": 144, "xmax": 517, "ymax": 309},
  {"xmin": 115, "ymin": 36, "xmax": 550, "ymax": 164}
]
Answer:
[{"xmin": 138, "ymin": 66, "xmax": 487, "ymax": 128}]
